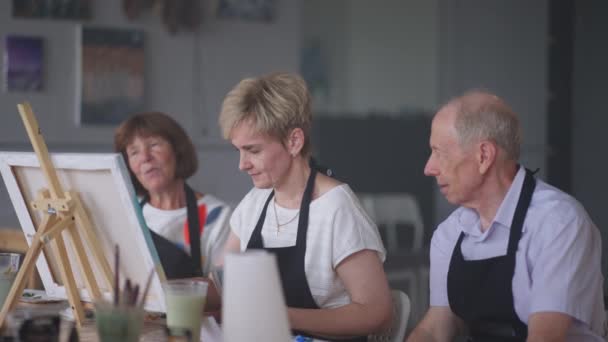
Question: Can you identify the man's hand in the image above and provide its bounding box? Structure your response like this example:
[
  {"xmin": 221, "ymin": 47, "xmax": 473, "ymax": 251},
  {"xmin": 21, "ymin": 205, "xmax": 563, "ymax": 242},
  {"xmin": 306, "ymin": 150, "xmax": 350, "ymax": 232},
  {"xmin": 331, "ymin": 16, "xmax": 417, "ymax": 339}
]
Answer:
[
  {"xmin": 406, "ymin": 306, "xmax": 464, "ymax": 342},
  {"xmin": 527, "ymin": 312, "xmax": 572, "ymax": 342}
]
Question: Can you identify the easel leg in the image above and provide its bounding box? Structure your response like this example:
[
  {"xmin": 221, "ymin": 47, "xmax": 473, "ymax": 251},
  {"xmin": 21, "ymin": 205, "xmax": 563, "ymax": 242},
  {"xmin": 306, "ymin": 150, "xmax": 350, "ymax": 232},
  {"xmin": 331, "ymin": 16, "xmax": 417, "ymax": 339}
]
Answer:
[
  {"xmin": 66, "ymin": 215, "xmax": 102, "ymax": 301},
  {"xmin": 50, "ymin": 234, "xmax": 85, "ymax": 327},
  {"xmin": 0, "ymin": 221, "xmax": 47, "ymax": 328},
  {"xmin": 70, "ymin": 191, "xmax": 114, "ymax": 292}
]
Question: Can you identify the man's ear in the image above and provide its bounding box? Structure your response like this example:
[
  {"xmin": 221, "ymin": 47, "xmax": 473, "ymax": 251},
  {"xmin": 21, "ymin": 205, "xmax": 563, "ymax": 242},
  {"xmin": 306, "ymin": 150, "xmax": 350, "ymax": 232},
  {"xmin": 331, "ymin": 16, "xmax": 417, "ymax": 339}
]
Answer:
[
  {"xmin": 477, "ymin": 140, "xmax": 497, "ymax": 174},
  {"xmin": 287, "ymin": 128, "xmax": 305, "ymax": 157}
]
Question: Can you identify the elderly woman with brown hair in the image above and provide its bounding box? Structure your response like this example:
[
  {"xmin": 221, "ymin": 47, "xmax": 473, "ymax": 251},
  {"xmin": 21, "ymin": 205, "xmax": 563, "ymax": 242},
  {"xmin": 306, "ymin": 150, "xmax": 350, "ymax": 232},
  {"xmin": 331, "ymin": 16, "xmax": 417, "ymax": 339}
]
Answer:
[
  {"xmin": 114, "ymin": 112, "xmax": 231, "ymax": 278},
  {"xmin": 214, "ymin": 72, "xmax": 392, "ymax": 341}
]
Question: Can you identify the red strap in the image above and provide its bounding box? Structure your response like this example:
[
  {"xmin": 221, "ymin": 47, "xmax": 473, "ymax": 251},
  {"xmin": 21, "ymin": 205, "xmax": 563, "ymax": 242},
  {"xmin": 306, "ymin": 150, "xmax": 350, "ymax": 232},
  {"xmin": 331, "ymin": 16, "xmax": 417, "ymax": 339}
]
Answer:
[{"xmin": 184, "ymin": 204, "xmax": 207, "ymax": 244}]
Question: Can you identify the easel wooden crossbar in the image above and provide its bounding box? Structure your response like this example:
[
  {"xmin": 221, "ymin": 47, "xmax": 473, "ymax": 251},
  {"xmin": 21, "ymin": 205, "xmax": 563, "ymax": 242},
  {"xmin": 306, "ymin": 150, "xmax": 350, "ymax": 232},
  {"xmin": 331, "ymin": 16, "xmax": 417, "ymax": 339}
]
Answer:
[{"xmin": 0, "ymin": 103, "xmax": 114, "ymax": 328}]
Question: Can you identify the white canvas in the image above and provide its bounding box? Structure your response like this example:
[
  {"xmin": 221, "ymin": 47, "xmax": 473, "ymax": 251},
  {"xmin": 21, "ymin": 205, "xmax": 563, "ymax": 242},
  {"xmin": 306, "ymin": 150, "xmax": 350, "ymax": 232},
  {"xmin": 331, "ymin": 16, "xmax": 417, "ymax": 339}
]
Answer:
[{"xmin": 0, "ymin": 152, "xmax": 167, "ymax": 312}]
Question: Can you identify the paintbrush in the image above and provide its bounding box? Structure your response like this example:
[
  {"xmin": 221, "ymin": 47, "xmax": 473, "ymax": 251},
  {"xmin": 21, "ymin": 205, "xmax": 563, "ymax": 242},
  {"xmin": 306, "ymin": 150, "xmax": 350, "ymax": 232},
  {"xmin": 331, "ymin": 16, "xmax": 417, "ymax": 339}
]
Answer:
[
  {"xmin": 131, "ymin": 284, "xmax": 140, "ymax": 306},
  {"xmin": 122, "ymin": 279, "xmax": 132, "ymax": 306},
  {"xmin": 114, "ymin": 245, "xmax": 120, "ymax": 306},
  {"xmin": 138, "ymin": 268, "xmax": 154, "ymax": 308}
]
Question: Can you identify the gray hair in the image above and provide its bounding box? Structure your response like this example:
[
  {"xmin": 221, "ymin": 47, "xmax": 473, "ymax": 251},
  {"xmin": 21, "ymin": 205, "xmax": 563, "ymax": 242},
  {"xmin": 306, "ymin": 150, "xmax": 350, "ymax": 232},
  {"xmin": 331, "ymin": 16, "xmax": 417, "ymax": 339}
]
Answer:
[{"xmin": 450, "ymin": 91, "xmax": 522, "ymax": 160}]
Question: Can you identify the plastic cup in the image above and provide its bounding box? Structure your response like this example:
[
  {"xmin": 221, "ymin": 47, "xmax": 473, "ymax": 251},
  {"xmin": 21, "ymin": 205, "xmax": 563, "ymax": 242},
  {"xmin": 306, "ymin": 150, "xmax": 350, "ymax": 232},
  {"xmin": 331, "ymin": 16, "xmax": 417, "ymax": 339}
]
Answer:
[
  {"xmin": 0, "ymin": 253, "xmax": 20, "ymax": 309},
  {"xmin": 163, "ymin": 279, "xmax": 208, "ymax": 342}
]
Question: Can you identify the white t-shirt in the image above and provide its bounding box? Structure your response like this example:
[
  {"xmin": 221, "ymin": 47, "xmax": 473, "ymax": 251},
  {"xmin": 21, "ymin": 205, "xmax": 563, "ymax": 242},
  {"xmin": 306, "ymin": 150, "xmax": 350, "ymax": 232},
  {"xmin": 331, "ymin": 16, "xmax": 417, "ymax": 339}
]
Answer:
[
  {"xmin": 143, "ymin": 194, "xmax": 231, "ymax": 275},
  {"xmin": 230, "ymin": 184, "xmax": 386, "ymax": 309}
]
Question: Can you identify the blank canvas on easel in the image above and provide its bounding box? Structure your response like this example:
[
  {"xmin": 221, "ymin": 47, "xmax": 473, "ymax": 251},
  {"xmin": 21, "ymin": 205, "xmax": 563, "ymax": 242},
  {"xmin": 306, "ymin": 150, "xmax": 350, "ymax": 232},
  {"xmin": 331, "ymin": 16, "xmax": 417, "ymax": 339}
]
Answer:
[{"xmin": 0, "ymin": 152, "xmax": 167, "ymax": 312}]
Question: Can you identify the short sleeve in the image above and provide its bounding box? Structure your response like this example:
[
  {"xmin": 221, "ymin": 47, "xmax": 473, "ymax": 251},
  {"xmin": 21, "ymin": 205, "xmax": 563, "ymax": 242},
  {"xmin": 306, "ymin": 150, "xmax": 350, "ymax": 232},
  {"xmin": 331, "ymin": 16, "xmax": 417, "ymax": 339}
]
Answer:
[
  {"xmin": 330, "ymin": 190, "xmax": 386, "ymax": 268},
  {"xmin": 201, "ymin": 200, "xmax": 232, "ymax": 274},
  {"xmin": 429, "ymin": 220, "xmax": 457, "ymax": 307},
  {"xmin": 229, "ymin": 200, "xmax": 244, "ymax": 240},
  {"xmin": 529, "ymin": 202, "xmax": 603, "ymax": 325},
  {"xmin": 229, "ymin": 188, "xmax": 258, "ymax": 242},
  {"xmin": 228, "ymin": 188, "xmax": 272, "ymax": 251}
]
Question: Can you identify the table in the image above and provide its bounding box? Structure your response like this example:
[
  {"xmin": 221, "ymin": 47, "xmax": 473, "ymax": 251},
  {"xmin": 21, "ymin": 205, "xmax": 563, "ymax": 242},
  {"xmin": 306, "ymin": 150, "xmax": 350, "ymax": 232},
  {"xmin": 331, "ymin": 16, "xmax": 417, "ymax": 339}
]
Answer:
[
  {"xmin": 77, "ymin": 316, "xmax": 167, "ymax": 342},
  {"xmin": 5, "ymin": 302, "xmax": 168, "ymax": 341}
]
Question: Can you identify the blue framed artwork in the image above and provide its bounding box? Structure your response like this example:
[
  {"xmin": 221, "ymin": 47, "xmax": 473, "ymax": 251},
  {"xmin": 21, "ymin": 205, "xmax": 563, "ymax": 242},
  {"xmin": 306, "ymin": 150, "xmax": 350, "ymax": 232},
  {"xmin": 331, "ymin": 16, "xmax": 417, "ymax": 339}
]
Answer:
[
  {"xmin": 217, "ymin": 0, "xmax": 277, "ymax": 22},
  {"xmin": 3, "ymin": 35, "xmax": 44, "ymax": 92},
  {"xmin": 13, "ymin": 0, "xmax": 92, "ymax": 20},
  {"xmin": 79, "ymin": 27, "xmax": 145, "ymax": 126}
]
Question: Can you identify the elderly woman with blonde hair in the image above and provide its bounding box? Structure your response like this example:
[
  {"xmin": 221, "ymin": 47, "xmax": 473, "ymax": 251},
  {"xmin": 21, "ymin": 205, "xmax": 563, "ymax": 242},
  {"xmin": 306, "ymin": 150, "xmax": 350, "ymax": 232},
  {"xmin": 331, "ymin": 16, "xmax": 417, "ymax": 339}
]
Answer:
[{"xmin": 213, "ymin": 72, "xmax": 392, "ymax": 341}]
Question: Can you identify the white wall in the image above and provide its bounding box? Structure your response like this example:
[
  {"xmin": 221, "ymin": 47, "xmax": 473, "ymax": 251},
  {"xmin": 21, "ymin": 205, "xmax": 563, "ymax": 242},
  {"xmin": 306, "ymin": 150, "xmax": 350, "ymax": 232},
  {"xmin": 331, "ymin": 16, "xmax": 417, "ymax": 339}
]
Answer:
[
  {"xmin": 435, "ymin": 0, "xmax": 549, "ymax": 223},
  {"xmin": 0, "ymin": 0, "xmax": 302, "ymax": 225},
  {"xmin": 302, "ymin": 0, "xmax": 439, "ymax": 115},
  {"xmin": 301, "ymin": 0, "xmax": 350, "ymax": 113},
  {"xmin": 348, "ymin": 0, "xmax": 439, "ymax": 113},
  {"xmin": 302, "ymin": 0, "xmax": 550, "ymax": 225}
]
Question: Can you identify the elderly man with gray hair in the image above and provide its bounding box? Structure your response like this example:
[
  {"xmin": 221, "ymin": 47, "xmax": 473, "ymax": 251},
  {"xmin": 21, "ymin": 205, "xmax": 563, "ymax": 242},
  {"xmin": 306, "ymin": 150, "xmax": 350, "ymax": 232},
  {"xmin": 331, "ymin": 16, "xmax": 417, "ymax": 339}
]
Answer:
[{"xmin": 407, "ymin": 91, "xmax": 606, "ymax": 341}]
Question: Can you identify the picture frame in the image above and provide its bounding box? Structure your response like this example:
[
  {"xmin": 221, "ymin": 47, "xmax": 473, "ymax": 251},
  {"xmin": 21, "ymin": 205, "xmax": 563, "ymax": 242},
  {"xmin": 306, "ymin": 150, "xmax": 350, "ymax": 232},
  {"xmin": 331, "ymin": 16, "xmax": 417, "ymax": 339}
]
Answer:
[
  {"xmin": 217, "ymin": 0, "xmax": 277, "ymax": 22},
  {"xmin": 3, "ymin": 35, "xmax": 44, "ymax": 92},
  {"xmin": 0, "ymin": 152, "xmax": 167, "ymax": 312},
  {"xmin": 12, "ymin": 0, "xmax": 93, "ymax": 20},
  {"xmin": 78, "ymin": 27, "xmax": 145, "ymax": 126}
]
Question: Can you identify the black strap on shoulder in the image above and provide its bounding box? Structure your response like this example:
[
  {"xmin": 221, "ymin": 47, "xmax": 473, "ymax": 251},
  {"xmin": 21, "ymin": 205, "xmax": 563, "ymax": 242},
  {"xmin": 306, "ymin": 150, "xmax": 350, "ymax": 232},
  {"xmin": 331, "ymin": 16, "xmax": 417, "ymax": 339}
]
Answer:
[
  {"xmin": 507, "ymin": 169, "xmax": 537, "ymax": 255},
  {"xmin": 149, "ymin": 230, "xmax": 201, "ymax": 278},
  {"xmin": 184, "ymin": 184, "xmax": 202, "ymax": 272},
  {"xmin": 139, "ymin": 183, "xmax": 203, "ymax": 278},
  {"xmin": 310, "ymin": 157, "xmax": 334, "ymax": 178}
]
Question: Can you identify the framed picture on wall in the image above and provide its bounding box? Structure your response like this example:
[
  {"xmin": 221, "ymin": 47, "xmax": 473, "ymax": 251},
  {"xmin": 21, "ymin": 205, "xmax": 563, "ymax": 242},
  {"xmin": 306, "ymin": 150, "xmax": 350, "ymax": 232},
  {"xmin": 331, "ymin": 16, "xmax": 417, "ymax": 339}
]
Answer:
[
  {"xmin": 12, "ymin": 0, "xmax": 93, "ymax": 20},
  {"xmin": 217, "ymin": 0, "xmax": 277, "ymax": 22},
  {"xmin": 3, "ymin": 35, "xmax": 44, "ymax": 92},
  {"xmin": 78, "ymin": 27, "xmax": 144, "ymax": 126}
]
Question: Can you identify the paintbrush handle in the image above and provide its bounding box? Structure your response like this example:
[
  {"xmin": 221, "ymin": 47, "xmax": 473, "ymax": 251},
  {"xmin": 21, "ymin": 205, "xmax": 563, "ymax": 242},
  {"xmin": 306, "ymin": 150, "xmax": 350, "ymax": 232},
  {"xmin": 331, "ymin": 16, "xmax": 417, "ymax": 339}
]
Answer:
[
  {"xmin": 114, "ymin": 245, "xmax": 120, "ymax": 306},
  {"xmin": 139, "ymin": 268, "xmax": 154, "ymax": 308},
  {"xmin": 131, "ymin": 284, "xmax": 140, "ymax": 306},
  {"xmin": 122, "ymin": 279, "xmax": 132, "ymax": 306}
]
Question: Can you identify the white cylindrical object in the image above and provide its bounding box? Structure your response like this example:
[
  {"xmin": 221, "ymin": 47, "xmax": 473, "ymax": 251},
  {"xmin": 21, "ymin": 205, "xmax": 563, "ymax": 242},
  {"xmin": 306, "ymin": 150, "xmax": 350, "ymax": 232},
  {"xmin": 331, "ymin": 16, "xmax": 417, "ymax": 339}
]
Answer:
[{"xmin": 222, "ymin": 251, "xmax": 291, "ymax": 342}]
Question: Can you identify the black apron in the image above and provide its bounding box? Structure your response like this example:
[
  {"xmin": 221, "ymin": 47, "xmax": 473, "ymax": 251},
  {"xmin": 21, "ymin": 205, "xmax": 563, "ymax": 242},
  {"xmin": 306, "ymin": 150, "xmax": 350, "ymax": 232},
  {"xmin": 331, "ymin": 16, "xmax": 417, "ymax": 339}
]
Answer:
[
  {"xmin": 140, "ymin": 183, "xmax": 203, "ymax": 279},
  {"xmin": 246, "ymin": 165, "xmax": 367, "ymax": 342},
  {"xmin": 447, "ymin": 169, "xmax": 536, "ymax": 342}
]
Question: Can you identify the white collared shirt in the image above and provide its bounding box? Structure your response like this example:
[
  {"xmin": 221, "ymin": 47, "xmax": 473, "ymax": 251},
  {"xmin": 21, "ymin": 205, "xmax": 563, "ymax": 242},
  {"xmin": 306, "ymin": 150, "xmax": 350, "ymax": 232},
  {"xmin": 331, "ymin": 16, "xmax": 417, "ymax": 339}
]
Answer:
[{"xmin": 430, "ymin": 167, "xmax": 606, "ymax": 341}]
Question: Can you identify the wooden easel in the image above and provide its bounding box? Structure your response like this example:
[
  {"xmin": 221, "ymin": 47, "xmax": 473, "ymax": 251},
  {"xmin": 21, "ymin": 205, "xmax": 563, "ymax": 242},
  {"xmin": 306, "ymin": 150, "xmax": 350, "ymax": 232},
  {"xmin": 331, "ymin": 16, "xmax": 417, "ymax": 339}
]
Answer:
[{"xmin": 0, "ymin": 103, "xmax": 115, "ymax": 328}]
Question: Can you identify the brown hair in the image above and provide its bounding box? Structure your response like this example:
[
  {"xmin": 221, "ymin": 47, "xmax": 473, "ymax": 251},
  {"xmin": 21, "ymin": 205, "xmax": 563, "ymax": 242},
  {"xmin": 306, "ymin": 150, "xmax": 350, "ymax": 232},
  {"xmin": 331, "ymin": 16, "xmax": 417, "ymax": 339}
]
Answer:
[
  {"xmin": 218, "ymin": 72, "xmax": 313, "ymax": 157},
  {"xmin": 114, "ymin": 112, "xmax": 198, "ymax": 195}
]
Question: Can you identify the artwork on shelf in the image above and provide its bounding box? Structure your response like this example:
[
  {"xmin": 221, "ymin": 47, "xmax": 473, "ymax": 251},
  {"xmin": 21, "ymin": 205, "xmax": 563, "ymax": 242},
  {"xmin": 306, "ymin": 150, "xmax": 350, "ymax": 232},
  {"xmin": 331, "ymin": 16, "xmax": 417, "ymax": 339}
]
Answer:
[
  {"xmin": 217, "ymin": 0, "xmax": 277, "ymax": 22},
  {"xmin": 12, "ymin": 0, "xmax": 93, "ymax": 20},
  {"xmin": 3, "ymin": 35, "xmax": 44, "ymax": 92},
  {"xmin": 79, "ymin": 27, "xmax": 144, "ymax": 126}
]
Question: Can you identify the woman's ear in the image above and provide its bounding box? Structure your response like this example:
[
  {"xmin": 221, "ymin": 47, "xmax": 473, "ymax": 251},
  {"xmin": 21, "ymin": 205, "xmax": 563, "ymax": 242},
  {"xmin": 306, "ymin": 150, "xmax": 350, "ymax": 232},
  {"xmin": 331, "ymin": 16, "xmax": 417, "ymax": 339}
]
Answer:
[{"xmin": 287, "ymin": 128, "xmax": 305, "ymax": 157}]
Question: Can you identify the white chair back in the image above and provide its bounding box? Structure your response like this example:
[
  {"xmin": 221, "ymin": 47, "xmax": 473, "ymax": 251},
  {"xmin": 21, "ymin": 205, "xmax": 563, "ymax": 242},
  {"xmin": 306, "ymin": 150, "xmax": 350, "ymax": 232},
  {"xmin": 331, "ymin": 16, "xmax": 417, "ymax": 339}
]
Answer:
[
  {"xmin": 362, "ymin": 193, "xmax": 424, "ymax": 252},
  {"xmin": 369, "ymin": 290, "xmax": 411, "ymax": 342}
]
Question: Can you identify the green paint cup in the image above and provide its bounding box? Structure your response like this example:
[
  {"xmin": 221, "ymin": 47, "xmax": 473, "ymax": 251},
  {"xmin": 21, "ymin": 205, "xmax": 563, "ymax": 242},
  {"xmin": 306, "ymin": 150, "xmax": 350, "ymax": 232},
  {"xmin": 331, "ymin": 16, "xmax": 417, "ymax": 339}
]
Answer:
[
  {"xmin": 163, "ymin": 280, "xmax": 208, "ymax": 342},
  {"xmin": 95, "ymin": 302, "xmax": 144, "ymax": 342}
]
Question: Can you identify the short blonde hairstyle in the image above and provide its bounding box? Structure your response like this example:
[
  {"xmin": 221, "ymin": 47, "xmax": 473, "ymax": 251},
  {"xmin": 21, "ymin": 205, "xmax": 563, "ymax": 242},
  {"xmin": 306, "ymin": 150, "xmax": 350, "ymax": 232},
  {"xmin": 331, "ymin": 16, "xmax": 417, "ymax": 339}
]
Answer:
[{"xmin": 219, "ymin": 72, "xmax": 313, "ymax": 156}]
